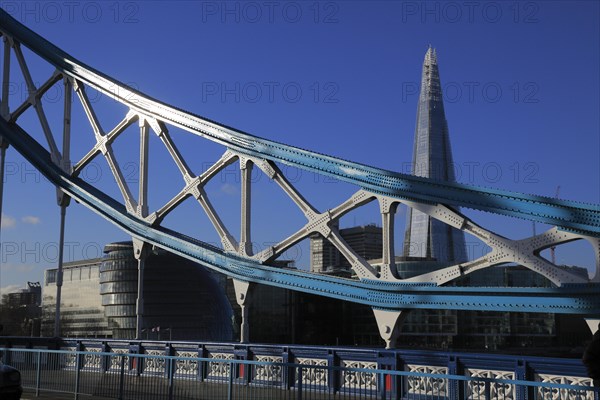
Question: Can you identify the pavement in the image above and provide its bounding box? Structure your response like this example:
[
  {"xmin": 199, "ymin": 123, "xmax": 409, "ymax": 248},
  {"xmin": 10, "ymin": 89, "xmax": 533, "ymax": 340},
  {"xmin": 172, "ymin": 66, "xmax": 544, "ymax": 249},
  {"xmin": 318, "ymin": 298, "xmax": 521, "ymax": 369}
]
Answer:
[{"xmin": 22, "ymin": 389, "xmax": 113, "ymax": 400}]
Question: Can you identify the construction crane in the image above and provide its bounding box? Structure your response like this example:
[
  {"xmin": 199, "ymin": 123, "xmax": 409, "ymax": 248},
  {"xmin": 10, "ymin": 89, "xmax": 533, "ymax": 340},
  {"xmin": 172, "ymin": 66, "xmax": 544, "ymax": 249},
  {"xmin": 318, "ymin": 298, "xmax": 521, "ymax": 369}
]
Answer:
[{"xmin": 550, "ymin": 186, "xmax": 561, "ymax": 264}]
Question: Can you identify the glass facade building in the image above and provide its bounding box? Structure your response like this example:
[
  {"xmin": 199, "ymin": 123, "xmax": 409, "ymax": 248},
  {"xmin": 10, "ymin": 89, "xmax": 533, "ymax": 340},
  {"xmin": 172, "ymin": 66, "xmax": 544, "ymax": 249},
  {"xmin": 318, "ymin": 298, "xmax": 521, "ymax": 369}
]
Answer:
[
  {"xmin": 141, "ymin": 246, "xmax": 232, "ymax": 341},
  {"xmin": 310, "ymin": 224, "xmax": 382, "ymax": 276},
  {"xmin": 403, "ymin": 47, "xmax": 467, "ymax": 263},
  {"xmin": 41, "ymin": 258, "xmax": 111, "ymax": 338},
  {"xmin": 99, "ymin": 242, "xmax": 139, "ymax": 339},
  {"xmin": 42, "ymin": 242, "xmax": 233, "ymax": 341},
  {"xmin": 2, "ymin": 282, "xmax": 42, "ymax": 336}
]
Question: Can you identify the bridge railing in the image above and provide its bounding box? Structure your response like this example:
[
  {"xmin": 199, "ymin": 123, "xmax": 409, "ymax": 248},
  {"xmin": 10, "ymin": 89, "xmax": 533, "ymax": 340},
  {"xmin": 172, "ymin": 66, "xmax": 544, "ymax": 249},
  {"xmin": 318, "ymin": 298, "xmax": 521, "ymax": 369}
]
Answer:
[{"xmin": 2, "ymin": 346, "xmax": 597, "ymax": 400}]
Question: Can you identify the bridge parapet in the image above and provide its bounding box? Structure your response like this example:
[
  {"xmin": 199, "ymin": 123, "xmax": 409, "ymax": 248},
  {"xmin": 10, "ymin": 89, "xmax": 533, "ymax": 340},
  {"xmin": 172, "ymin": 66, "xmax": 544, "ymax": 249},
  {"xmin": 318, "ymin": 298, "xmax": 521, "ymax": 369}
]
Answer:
[{"xmin": 0, "ymin": 337, "xmax": 595, "ymax": 399}]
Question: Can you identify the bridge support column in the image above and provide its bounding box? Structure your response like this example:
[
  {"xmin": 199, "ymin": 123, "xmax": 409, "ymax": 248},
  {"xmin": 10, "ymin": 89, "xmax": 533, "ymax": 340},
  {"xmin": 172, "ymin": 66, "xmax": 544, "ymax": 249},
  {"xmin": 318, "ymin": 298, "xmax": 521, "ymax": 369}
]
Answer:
[
  {"xmin": 0, "ymin": 138, "xmax": 7, "ymax": 238},
  {"xmin": 53, "ymin": 203, "xmax": 69, "ymax": 337},
  {"xmin": 233, "ymin": 279, "xmax": 254, "ymax": 343},
  {"xmin": 379, "ymin": 198, "xmax": 399, "ymax": 280},
  {"xmin": 134, "ymin": 239, "xmax": 150, "ymax": 340},
  {"xmin": 53, "ymin": 75, "xmax": 73, "ymax": 338},
  {"xmin": 0, "ymin": 139, "xmax": 8, "ymax": 310},
  {"xmin": 239, "ymin": 159, "xmax": 253, "ymax": 257},
  {"xmin": 373, "ymin": 309, "xmax": 407, "ymax": 349},
  {"xmin": 585, "ymin": 318, "xmax": 600, "ymax": 334}
]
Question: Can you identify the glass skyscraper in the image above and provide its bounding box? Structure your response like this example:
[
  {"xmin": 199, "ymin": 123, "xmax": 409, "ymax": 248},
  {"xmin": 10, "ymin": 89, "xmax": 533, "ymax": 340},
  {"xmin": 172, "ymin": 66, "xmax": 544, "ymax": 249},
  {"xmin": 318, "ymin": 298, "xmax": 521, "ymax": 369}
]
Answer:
[{"xmin": 403, "ymin": 47, "xmax": 467, "ymax": 263}]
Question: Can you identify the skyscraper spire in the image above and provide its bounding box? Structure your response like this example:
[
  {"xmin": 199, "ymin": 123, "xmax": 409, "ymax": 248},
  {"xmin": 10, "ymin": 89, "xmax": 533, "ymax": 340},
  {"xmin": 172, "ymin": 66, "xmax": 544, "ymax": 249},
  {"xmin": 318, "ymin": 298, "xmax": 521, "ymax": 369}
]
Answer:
[
  {"xmin": 424, "ymin": 45, "xmax": 437, "ymax": 65},
  {"xmin": 403, "ymin": 47, "xmax": 467, "ymax": 263}
]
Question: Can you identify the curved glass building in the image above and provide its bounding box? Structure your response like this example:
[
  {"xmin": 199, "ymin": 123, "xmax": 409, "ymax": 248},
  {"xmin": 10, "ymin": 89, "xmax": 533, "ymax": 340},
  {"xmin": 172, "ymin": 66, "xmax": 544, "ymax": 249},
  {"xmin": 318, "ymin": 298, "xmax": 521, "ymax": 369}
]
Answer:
[
  {"xmin": 43, "ymin": 241, "xmax": 233, "ymax": 340},
  {"xmin": 99, "ymin": 242, "xmax": 138, "ymax": 339},
  {"xmin": 99, "ymin": 241, "xmax": 233, "ymax": 340}
]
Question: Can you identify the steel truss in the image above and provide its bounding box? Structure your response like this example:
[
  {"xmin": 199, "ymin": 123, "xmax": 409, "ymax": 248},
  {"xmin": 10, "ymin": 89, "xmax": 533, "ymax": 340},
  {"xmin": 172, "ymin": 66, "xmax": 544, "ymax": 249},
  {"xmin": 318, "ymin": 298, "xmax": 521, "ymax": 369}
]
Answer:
[{"xmin": 0, "ymin": 9, "xmax": 599, "ymax": 346}]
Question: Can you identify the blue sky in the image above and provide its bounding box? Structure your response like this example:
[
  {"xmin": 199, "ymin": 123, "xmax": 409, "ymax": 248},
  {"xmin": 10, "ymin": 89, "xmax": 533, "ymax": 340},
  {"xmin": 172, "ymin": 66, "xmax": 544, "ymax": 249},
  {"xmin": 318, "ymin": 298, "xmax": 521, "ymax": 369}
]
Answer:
[{"xmin": 0, "ymin": 1, "xmax": 598, "ymax": 294}]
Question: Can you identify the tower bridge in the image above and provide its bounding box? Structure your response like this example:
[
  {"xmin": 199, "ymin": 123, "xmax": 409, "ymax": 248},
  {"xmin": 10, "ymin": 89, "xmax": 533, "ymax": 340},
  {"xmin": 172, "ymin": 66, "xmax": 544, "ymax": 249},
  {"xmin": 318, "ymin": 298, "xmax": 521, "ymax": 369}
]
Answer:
[{"xmin": 0, "ymin": 9, "xmax": 599, "ymax": 348}]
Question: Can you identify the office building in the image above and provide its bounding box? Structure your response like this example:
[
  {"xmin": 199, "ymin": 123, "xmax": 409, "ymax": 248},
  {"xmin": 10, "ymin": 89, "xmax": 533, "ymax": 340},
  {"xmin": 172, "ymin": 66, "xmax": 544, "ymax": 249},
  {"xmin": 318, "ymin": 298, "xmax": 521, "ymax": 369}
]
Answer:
[
  {"xmin": 1, "ymin": 282, "xmax": 42, "ymax": 336},
  {"xmin": 41, "ymin": 257, "xmax": 111, "ymax": 338},
  {"xmin": 41, "ymin": 242, "xmax": 233, "ymax": 340},
  {"xmin": 402, "ymin": 46, "xmax": 467, "ymax": 263},
  {"xmin": 7, "ymin": 281, "xmax": 41, "ymax": 308},
  {"xmin": 310, "ymin": 224, "xmax": 382, "ymax": 276}
]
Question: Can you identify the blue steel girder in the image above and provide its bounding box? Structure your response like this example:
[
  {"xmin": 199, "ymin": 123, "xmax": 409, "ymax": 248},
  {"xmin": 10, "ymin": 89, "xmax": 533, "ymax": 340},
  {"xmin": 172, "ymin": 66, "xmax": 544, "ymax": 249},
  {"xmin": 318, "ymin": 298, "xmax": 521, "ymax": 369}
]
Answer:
[
  {"xmin": 0, "ymin": 9, "xmax": 598, "ymax": 236},
  {"xmin": 1, "ymin": 117, "xmax": 600, "ymax": 315},
  {"xmin": 0, "ymin": 10, "xmax": 600, "ymax": 317}
]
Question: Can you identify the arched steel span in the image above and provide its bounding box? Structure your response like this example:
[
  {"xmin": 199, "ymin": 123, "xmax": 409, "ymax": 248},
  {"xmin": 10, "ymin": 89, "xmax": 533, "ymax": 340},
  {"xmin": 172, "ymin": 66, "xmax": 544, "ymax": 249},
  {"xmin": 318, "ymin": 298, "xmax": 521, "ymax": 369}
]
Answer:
[
  {"xmin": 2, "ymin": 117, "xmax": 599, "ymax": 317},
  {"xmin": 0, "ymin": 9, "xmax": 597, "ymax": 236},
  {"xmin": 0, "ymin": 8, "xmax": 599, "ymax": 327}
]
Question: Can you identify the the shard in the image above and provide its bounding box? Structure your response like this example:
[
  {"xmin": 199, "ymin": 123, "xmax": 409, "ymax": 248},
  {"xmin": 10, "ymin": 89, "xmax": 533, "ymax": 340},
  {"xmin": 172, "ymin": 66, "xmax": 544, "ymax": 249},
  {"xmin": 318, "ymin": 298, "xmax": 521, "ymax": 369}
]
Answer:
[{"xmin": 403, "ymin": 47, "xmax": 467, "ymax": 263}]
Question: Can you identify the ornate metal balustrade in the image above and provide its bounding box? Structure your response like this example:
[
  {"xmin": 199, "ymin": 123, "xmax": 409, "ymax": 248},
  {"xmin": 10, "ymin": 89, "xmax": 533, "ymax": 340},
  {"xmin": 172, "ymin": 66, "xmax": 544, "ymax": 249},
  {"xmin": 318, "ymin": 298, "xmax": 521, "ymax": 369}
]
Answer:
[
  {"xmin": 465, "ymin": 368, "xmax": 515, "ymax": 400},
  {"xmin": 342, "ymin": 360, "xmax": 378, "ymax": 392},
  {"xmin": 252, "ymin": 355, "xmax": 283, "ymax": 383},
  {"xmin": 174, "ymin": 350, "xmax": 199, "ymax": 377},
  {"xmin": 208, "ymin": 352, "xmax": 234, "ymax": 380},
  {"xmin": 535, "ymin": 374, "xmax": 594, "ymax": 400},
  {"xmin": 1, "ymin": 344, "xmax": 596, "ymax": 400},
  {"xmin": 406, "ymin": 364, "xmax": 449, "ymax": 397},
  {"xmin": 1, "ymin": 338, "xmax": 596, "ymax": 398}
]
